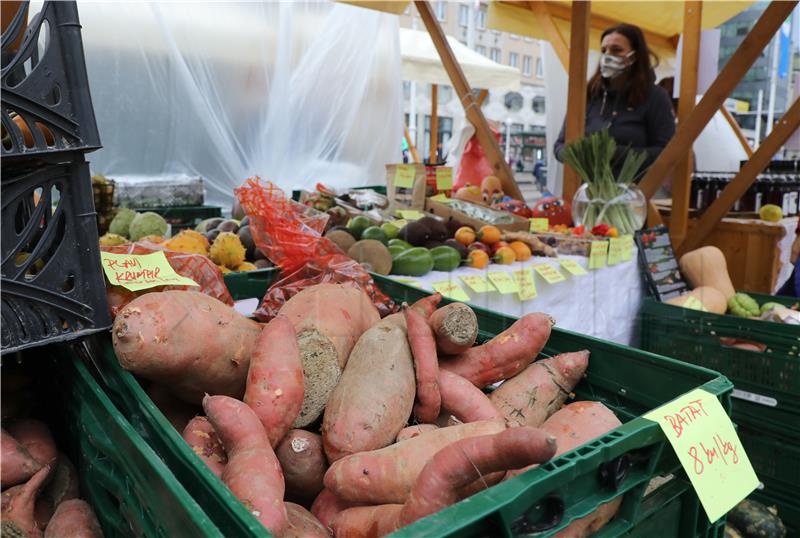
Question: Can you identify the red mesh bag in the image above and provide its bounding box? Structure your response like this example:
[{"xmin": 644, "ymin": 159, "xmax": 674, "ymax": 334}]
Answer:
[
  {"xmin": 101, "ymin": 241, "xmax": 233, "ymax": 319},
  {"xmin": 235, "ymin": 177, "xmax": 395, "ymax": 320}
]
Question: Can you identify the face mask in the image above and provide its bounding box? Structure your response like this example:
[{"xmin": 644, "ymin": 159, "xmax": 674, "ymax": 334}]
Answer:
[{"xmin": 600, "ymin": 51, "xmax": 634, "ymax": 79}]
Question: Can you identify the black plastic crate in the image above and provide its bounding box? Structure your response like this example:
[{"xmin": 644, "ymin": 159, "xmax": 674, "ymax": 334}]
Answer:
[
  {"xmin": 1, "ymin": 0, "xmax": 101, "ymax": 160},
  {"xmin": 1, "ymin": 155, "xmax": 111, "ymax": 354}
]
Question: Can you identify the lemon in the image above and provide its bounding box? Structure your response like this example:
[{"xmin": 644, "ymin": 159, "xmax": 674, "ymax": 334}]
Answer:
[{"xmin": 758, "ymin": 204, "xmax": 783, "ymax": 222}]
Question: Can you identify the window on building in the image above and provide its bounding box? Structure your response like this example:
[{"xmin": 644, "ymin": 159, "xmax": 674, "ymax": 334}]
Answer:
[
  {"xmin": 423, "ymin": 116, "xmax": 454, "ymax": 161},
  {"xmin": 511, "ymin": 123, "xmax": 524, "ymax": 134},
  {"xmin": 490, "ymin": 48, "xmax": 501, "ymax": 62},
  {"xmin": 458, "ymin": 4, "xmax": 469, "ymax": 27},
  {"xmin": 736, "ymin": 25, "xmax": 748, "ymax": 36},
  {"xmin": 477, "ymin": 4, "xmax": 487, "ymax": 29},
  {"xmin": 535, "ymin": 58, "xmax": 544, "ymax": 78},
  {"xmin": 522, "ymin": 55, "xmax": 532, "ymax": 76},
  {"xmin": 532, "ymin": 96, "xmax": 546, "ymax": 114},
  {"xmin": 504, "ymin": 91, "xmax": 523, "ymax": 112},
  {"xmin": 475, "ymin": 45, "xmax": 486, "ymax": 56},
  {"xmin": 435, "ymin": 1, "xmax": 446, "ymax": 21},
  {"xmin": 439, "ymin": 85, "xmax": 453, "ymax": 104},
  {"xmin": 509, "ymin": 52, "xmax": 519, "ymax": 68}
]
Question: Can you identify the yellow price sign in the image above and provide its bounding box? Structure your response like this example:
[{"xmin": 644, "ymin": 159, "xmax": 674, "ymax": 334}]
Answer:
[
  {"xmin": 487, "ymin": 272, "xmax": 519, "ymax": 294},
  {"xmin": 431, "ymin": 280, "xmax": 470, "ymax": 302},
  {"xmin": 644, "ymin": 389, "xmax": 758, "ymax": 523},
  {"xmin": 460, "ymin": 275, "xmax": 494, "ymax": 293},
  {"xmin": 398, "ymin": 210, "xmax": 425, "ymax": 220},
  {"xmin": 588, "ymin": 241, "xmax": 609, "ymax": 270},
  {"xmin": 621, "ymin": 235, "xmax": 634, "ymax": 261},
  {"xmin": 529, "ymin": 218, "xmax": 549, "ymax": 233},
  {"xmin": 559, "ymin": 259, "xmax": 588, "ymax": 276},
  {"xmin": 513, "ymin": 269, "xmax": 537, "ymax": 301},
  {"xmin": 533, "ymin": 263, "xmax": 566, "ymax": 284},
  {"xmin": 394, "ymin": 164, "xmax": 416, "ymax": 189},
  {"xmin": 607, "ymin": 237, "xmax": 625, "ymax": 266},
  {"xmin": 393, "ymin": 278, "xmax": 422, "ymax": 288},
  {"xmin": 101, "ymin": 251, "xmax": 199, "ymax": 292},
  {"xmin": 435, "ymin": 167, "xmax": 453, "ymax": 191},
  {"xmin": 428, "ymin": 193, "xmax": 453, "ymax": 204}
]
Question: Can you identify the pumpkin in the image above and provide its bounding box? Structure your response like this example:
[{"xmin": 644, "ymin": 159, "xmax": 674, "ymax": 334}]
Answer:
[
  {"xmin": 665, "ymin": 286, "xmax": 727, "ymax": 314},
  {"xmin": 678, "ymin": 246, "xmax": 735, "ymax": 300}
]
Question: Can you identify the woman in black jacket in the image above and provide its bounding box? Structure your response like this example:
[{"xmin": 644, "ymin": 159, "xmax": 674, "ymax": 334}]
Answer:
[{"xmin": 554, "ymin": 23, "xmax": 676, "ymax": 178}]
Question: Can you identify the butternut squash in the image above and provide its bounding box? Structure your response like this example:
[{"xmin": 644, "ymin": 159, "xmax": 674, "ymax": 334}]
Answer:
[
  {"xmin": 665, "ymin": 286, "xmax": 727, "ymax": 314},
  {"xmin": 679, "ymin": 246, "xmax": 735, "ymax": 300}
]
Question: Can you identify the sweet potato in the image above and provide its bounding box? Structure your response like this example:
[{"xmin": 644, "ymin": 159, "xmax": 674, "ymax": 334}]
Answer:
[
  {"xmin": 438, "ymin": 369, "xmax": 504, "ymax": 424},
  {"xmin": 331, "ymin": 504, "xmax": 404, "ymax": 538},
  {"xmin": 284, "ymin": 502, "xmax": 329, "ymax": 538},
  {"xmin": 44, "ymin": 499, "xmax": 103, "ymax": 538},
  {"xmin": 324, "ymin": 420, "xmax": 505, "ymax": 504},
  {"xmin": 203, "ymin": 395, "xmax": 287, "ymax": 535},
  {"xmin": 395, "ymin": 424, "xmax": 438, "ymax": 443},
  {"xmin": 277, "ymin": 430, "xmax": 327, "ymax": 504},
  {"xmin": 1, "ymin": 466, "xmax": 50, "ymax": 538},
  {"xmin": 244, "ymin": 316, "xmax": 304, "ymax": 446},
  {"xmin": 404, "ymin": 306, "xmax": 441, "ymax": 423},
  {"xmin": 321, "ymin": 319, "xmax": 415, "ymax": 462},
  {"xmin": 489, "ymin": 350, "xmax": 589, "ymax": 428},
  {"xmin": 279, "ymin": 284, "xmax": 380, "ymax": 427},
  {"xmin": 439, "ymin": 313, "xmax": 553, "ymax": 387},
  {"xmin": 552, "ymin": 498, "xmax": 623, "ymax": 538},
  {"xmin": 409, "ymin": 293, "xmax": 442, "ymax": 318},
  {"xmin": 428, "ymin": 303, "xmax": 478, "ymax": 355},
  {"xmin": 399, "ymin": 427, "xmax": 557, "ymax": 528},
  {"xmin": 310, "ymin": 489, "xmax": 366, "ymax": 531},
  {"xmin": 181, "ymin": 417, "xmax": 227, "ymax": 478},
  {"xmin": 2, "ymin": 428, "xmax": 42, "ymax": 489},
  {"xmin": 7, "ymin": 420, "xmax": 58, "ymax": 471},
  {"xmin": 146, "ymin": 383, "xmax": 198, "ymax": 432},
  {"xmin": 113, "ymin": 291, "xmax": 263, "ymax": 403},
  {"xmin": 35, "ymin": 454, "xmax": 80, "ymax": 529}
]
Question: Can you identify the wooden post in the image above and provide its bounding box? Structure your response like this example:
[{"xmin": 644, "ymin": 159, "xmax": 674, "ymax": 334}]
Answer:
[
  {"xmin": 476, "ymin": 89, "xmax": 489, "ymax": 106},
  {"xmin": 430, "ymin": 84, "xmax": 439, "ymax": 163},
  {"xmin": 562, "ymin": 1, "xmax": 591, "ymax": 203},
  {"xmin": 528, "ymin": 1, "xmax": 569, "ymax": 69},
  {"xmin": 639, "ymin": 0, "xmax": 797, "ymax": 199},
  {"xmin": 679, "ymin": 96, "xmax": 800, "ymax": 255},
  {"xmin": 720, "ymin": 106, "xmax": 755, "ymax": 158},
  {"xmin": 670, "ymin": 1, "xmax": 702, "ymax": 247},
  {"xmin": 404, "ymin": 125, "xmax": 420, "ymax": 163},
  {"xmin": 414, "ymin": 1, "xmax": 523, "ymax": 200}
]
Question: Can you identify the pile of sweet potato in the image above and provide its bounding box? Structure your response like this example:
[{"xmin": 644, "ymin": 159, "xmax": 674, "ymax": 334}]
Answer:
[{"xmin": 113, "ymin": 285, "xmax": 623, "ymax": 537}]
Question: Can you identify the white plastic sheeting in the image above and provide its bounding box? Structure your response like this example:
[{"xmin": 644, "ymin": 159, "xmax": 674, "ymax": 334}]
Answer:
[{"xmin": 70, "ymin": 1, "xmax": 403, "ymax": 207}]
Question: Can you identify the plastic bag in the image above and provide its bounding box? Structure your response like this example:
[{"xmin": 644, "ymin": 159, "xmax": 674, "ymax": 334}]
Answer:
[
  {"xmin": 235, "ymin": 177, "xmax": 395, "ymax": 320},
  {"xmin": 101, "ymin": 242, "xmax": 234, "ymax": 319},
  {"xmin": 454, "ymin": 127, "xmax": 501, "ymax": 190}
]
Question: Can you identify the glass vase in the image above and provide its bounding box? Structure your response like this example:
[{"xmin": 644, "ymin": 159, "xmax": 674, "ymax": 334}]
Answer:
[{"xmin": 571, "ymin": 183, "xmax": 647, "ymax": 235}]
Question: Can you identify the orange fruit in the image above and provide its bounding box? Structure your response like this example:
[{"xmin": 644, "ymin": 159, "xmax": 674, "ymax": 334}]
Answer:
[
  {"xmin": 509, "ymin": 241, "xmax": 532, "ymax": 261},
  {"xmin": 493, "ymin": 246, "xmax": 516, "ymax": 265},
  {"xmin": 477, "ymin": 225, "xmax": 501, "ymax": 245},
  {"xmin": 455, "ymin": 226, "xmax": 476, "ymax": 246},
  {"xmin": 466, "ymin": 249, "xmax": 490, "ymax": 269}
]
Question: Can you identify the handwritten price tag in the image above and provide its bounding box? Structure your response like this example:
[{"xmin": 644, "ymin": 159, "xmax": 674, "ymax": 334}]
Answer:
[
  {"xmin": 588, "ymin": 241, "xmax": 609, "ymax": 269},
  {"xmin": 644, "ymin": 388, "xmax": 758, "ymax": 522},
  {"xmin": 435, "ymin": 167, "xmax": 453, "ymax": 190},
  {"xmin": 487, "ymin": 272, "xmax": 519, "ymax": 294},
  {"xmin": 529, "ymin": 218, "xmax": 549, "ymax": 233},
  {"xmin": 607, "ymin": 237, "xmax": 625, "ymax": 266},
  {"xmin": 513, "ymin": 269, "xmax": 537, "ymax": 301},
  {"xmin": 393, "ymin": 278, "xmax": 422, "ymax": 288},
  {"xmin": 398, "ymin": 210, "xmax": 425, "ymax": 220},
  {"xmin": 559, "ymin": 259, "xmax": 588, "ymax": 276},
  {"xmin": 394, "ymin": 164, "xmax": 416, "ymax": 189},
  {"xmin": 460, "ymin": 275, "xmax": 494, "ymax": 293},
  {"xmin": 621, "ymin": 234, "xmax": 634, "ymax": 261},
  {"xmin": 428, "ymin": 193, "xmax": 453, "ymax": 204},
  {"xmin": 100, "ymin": 251, "xmax": 199, "ymax": 292},
  {"xmin": 431, "ymin": 280, "xmax": 470, "ymax": 302},
  {"xmin": 533, "ymin": 263, "xmax": 566, "ymax": 284}
]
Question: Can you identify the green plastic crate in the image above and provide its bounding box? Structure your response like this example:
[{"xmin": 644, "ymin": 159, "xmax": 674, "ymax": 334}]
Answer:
[
  {"xmin": 133, "ymin": 205, "xmax": 223, "ymax": 232},
  {"xmin": 737, "ymin": 422, "xmax": 799, "ymax": 496},
  {"xmin": 39, "ymin": 343, "xmax": 222, "ymax": 537},
  {"xmin": 750, "ymin": 477, "xmax": 799, "ymax": 537},
  {"xmin": 223, "ymin": 267, "xmax": 279, "ymax": 301}
]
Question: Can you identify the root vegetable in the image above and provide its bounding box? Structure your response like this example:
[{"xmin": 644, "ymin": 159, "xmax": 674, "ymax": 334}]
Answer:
[
  {"xmin": 409, "ymin": 293, "xmax": 442, "ymax": 318},
  {"xmin": 489, "ymin": 351, "xmax": 589, "ymax": 428},
  {"xmin": 7, "ymin": 420, "xmax": 58, "ymax": 470},
  {"xmin": 404, "ymin": 306, "xmax": 441, "ymax": 424},
  {"xmin": 44, "ymin": 499, "xmax": 103, "ymax": 538},
  {"xmin": 279, "ymin": 284, "xmax": 380, "ymax": 427},
  {"xmin": 244, "ymin": 316, "xmax": 304, "ymax": 446},
  {"xmin": 35, "ymin": 454, "xmax": 80, "ymax": 529},
  {"xmin": 438, "ymin": 369, "xmax": 504, "ymax": 424},
  {"xmin": 428, "ymin": 304, "xmax": 478, "ymax": 355},
  {"xmin": 395, "ymin": 424, "xmax": 438, "ymax": 443},
  {"xmin": 276, "ymin": 430, "xmax": 327, "ymax": 505},
  {"xmin": 202, "ymin": 395, "xmax": 287, "ymax": 535},
  {"xmin": 284, "ymin": 502, "xmax": 330, "ymax": 538},
  {"xmin": 113, "ymin": 291, "xmax": 262, "ymax": 403},
  {"xmin": 321, "ymin": 319, "xmax": 415, "ymax": 463},
  {"xmin": 1, "ymin": 466, "xmax": 50, "ymax": 538},
  {"xmin": 2, "ymin": 429, "xmax": 42, "ymax": 489},
  {"xmin": 146, "ymin": 384, "xmax": 198, "ymax": 432},
  {"xmin": 440, "ymin": 313, "xmax": 553, "ymax": 388},
  {"xmin": 311, "ymin": 489, "xmax": 366, "ymax": 531},
  {"xmin": 181, "ymin": 417, "xmax": 226, "ymax": 478},
  {"xmin": 324, "ymin": 420, "xmax": 505, "ymax": 505},
  {"xmin": 331, "ymin": 505, "xmax": 404, "ymax": 538}
]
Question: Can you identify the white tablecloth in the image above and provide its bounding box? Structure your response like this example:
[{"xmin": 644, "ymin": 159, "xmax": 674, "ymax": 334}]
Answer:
[{"xmin": 387, "ymin": 253, "xmax": 644, "ymax": 345}]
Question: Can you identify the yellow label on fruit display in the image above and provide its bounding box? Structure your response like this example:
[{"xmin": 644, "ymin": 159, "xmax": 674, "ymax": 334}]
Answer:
[
  {"xmin": 683, "ymin": 296, "xmax": 708, "ymax": 312},
  {"xmin": 621, "ymin": 235, "xmax": 634, "ymax": 261},
  {"xmin": 435, "ymin": 167, "xmax": 453, "ymax": 190},
  {"xmin": 429, "ymin": 193, "xmax": 452, "ymax": 204},
  {"xmin": 513, "ymin": 269, "xmax": 537, "ymax": 301},
  {"xmin": 533, "ymin": 263, "xmax": 566, "ymax": 284},
  {"xmin": 588, "ymin": 241, "xmax": 609, "ymax": 269},
  {"xmin": 460, "ymin": 275, "xmax": 494, "ymax": 293},
  {"xmin": 559, "ymin": 259, "xmax": 588, "ymax": 276},
  {"xmin": 397, "ymin": 210, "xmax": 424, "ymax": 220},
  {"xmin": 487, "ymin": 271, "xmax": 519, "ymax": 294},
  {"xmin": 431, "ymin": 280, "xmax": 470, "ymax": 302},
  {"xmin": 393, "ymin": 278, "xmax": 422, "ymax": 288},
  {"xmin": 529, "ymin": 218, "xmax": 549, "ymax": 233},
  {"xmin": 607, "ymin": 237, "xmax": 625, "ymax": 266},
  {"xmin": 394, "ymin": 164, "xmax": 416, "ymax": 188},
  {"xmin": 644, "ymin": 388, "xmax": 758, "ymax": 523},
  {"xmin": 101, "ymin": 251, "xmax": 199, "ymax": 292}
]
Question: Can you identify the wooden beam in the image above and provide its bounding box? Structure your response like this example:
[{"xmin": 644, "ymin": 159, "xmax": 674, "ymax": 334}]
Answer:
[
  {"xmin": 414, "ymin": 0, "xmax": 523, "ymax": 200},
  {"xmin": 430, "ymin": 84, "xmax": 438, "ymax": 163},
  {"xmin": 404, "ymin": 125, "xmax": 420, "ymax": 163},
  {"xmin": 639, "ymin": 0, "xmax": 797, "ymax": 199},
  {"xmin": 720, "ymin": 106, "xmax": 755, "ymax": 158},
  {"xmin": 476, "ymin": 89, "xmax": 489, "ymax": 106},
  {"xmin": 562, "ymin": 0, "xmax": 590, "ymax": 202},
  {"xmin": 670, "ymin": 1, "xmax": 702, "ymax": 247},
  {"xmin": 528, "ymin": 1, "xmax": 569, "ymax": 69},
  {"xmin": 647, "ymin": 201, "xmax": 664, "ymax": 227},
  {"xmin": 679, "ymin": 96, "xmax": 800, "ymax": 255}
]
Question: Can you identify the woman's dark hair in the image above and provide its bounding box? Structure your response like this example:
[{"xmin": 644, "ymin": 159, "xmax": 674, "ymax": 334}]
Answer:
[{"xmin": 588, "ymin": 24, "xmax": 659, "ymax": 108}]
